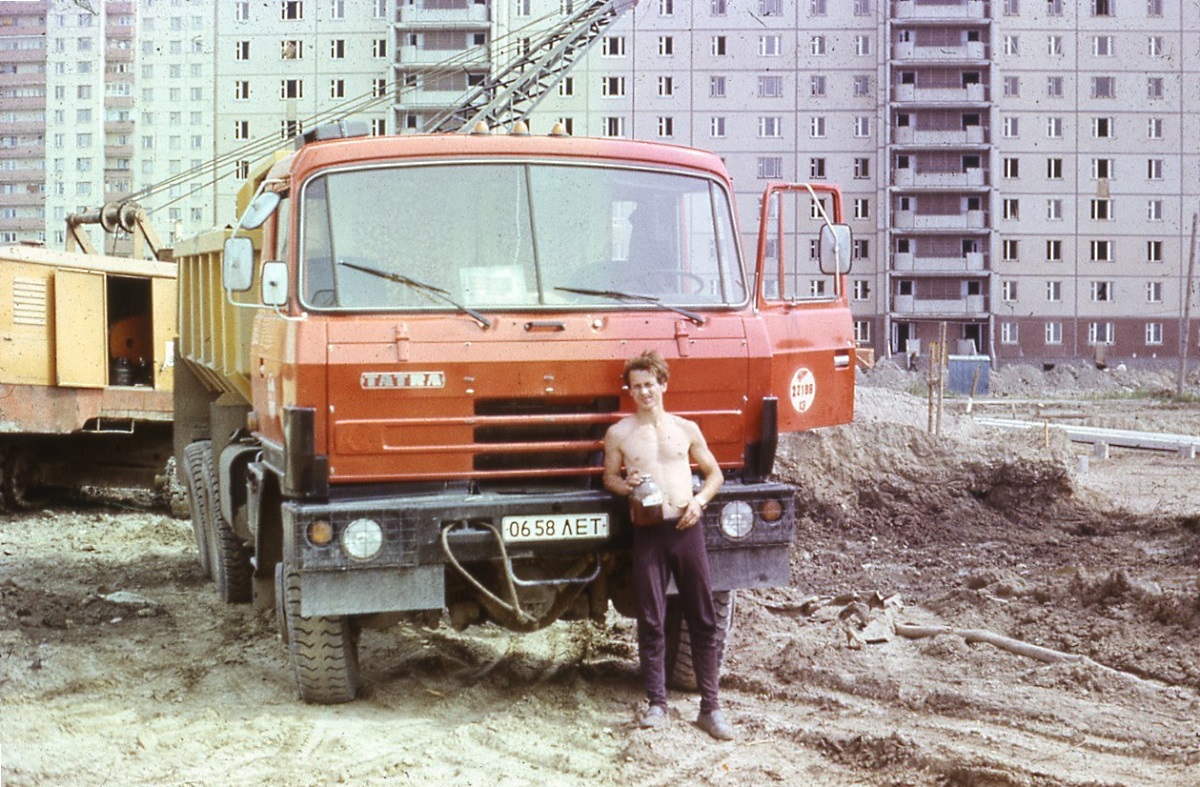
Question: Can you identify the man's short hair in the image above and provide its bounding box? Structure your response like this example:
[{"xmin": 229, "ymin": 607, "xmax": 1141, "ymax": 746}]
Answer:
[{"xmin": 623, "ymin": 349, "xmax": 669, "ymax": 387}]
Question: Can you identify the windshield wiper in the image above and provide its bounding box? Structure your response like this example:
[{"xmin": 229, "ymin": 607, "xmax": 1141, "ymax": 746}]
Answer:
[
  {"xmin": 339, "ymin": 260, "xmax": 492, "ymax": 329},
  {"xmin": 554, "ymin": 286, "xmax": 706, "ymax": 326}
]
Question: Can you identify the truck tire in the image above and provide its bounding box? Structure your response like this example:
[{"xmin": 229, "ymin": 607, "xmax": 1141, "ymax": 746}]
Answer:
[
  {"xmin": 181, "ymin": 442, "xmax": 213, "ymax": 579},
  {"xmin": 281, "ymin": 563, "xmax": 360, "ymax": 704},
  {"xmin": 200, "ymin": 444, "xmax": 252, "ymax": 604},
  {"xmin": 3, "ymin": 448, "xmax": 52, "ymax": 510},
  {"xmin": 665, "ymin": 590, "xmax": 736, "ymax": 692}
]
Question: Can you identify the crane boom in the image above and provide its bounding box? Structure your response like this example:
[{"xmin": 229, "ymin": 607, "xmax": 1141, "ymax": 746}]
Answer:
[{"xmin": 423, "ymin": 0, "xmax": 638, "ymax": 134}]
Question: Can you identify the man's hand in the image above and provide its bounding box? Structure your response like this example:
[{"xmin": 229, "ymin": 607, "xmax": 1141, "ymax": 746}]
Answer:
[
  {"xmin": 677, "ymin": 497, "xmax": 704, "ymax": 530},
  {"xmin": 624, "ymin": 469, "xmax": 644, "ymax": 496}
]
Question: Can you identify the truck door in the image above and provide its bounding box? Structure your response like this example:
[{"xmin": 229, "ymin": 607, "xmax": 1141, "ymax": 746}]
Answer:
[
  {"xmin": 753, "ymin": 183, "xmax": 856, "ymax": 433},
  {"xmin": 53, "ymin": 270, "xmax": 107, "ymax": 388}
]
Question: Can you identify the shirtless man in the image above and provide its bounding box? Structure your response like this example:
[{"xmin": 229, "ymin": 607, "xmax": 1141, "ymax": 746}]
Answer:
[{"xmin": 602, "ymin": 350, "xmax": 733, "ymax": 741}]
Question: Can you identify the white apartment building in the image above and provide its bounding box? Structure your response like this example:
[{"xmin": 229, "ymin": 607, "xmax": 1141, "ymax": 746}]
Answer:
[{"xmin": 3, "ymin": 0, "xmax": 1197, "ymax": 363}]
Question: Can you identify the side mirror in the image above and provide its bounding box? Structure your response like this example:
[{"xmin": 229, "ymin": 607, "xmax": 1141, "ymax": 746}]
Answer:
[
  {"xmin": 240, "ymin": 191, "xmax": 281, "ymax": 230},
  {"xmin": 222, "ymin": 236, "xmax": 255, "ymax": 292},
  {"xmin": 818, "ymin": 223, "xmax": 853, "ymax": 276},
  {"xmin": 261, "ymin": 260, "xmax": 289, "ymax": 307}
]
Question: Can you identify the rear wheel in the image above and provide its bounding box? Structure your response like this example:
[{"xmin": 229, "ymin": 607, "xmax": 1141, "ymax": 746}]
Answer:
[
  {"xmin": 2, "ymin": 448, "xmax": 52, "ymax": 511},
  {"xmin": 665, "ymin": 590, "xmax": 736, "ymax": 691},
  {"xmin": 180, "ymin": 442, "xmax": 213, "ymax": 578},
  {"xmin": 281, "ymin": 563, "xmax": 360, "ymax": 704},
  {"xmin": 199, "ymin": 444, "xmax": 252, "ymax": 604}
]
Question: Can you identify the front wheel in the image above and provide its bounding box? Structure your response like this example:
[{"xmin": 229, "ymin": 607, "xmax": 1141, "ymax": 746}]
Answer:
[
  {"xmin": 665, "ymin": 589, "xmax": 736, "ymax": 691},
  {"xmin": 281, "ymin": 563, "xmax": 360, "ymax": 704}
]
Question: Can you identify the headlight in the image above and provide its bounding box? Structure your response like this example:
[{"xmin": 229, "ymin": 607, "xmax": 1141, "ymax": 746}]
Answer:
[
  {"xmin": 342, "ymin": 518, "xmax": 384, "ymax": 560},
  {"xmin": 718, "ymin": 501, "xmax": 755, "ymax": 540}
]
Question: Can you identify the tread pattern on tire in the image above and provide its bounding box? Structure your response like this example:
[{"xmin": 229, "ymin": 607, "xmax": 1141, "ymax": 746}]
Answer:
[
  {"xmin": 181, "ymin": 442, "xmax": 213, "ymax": 578},
  {"xmin": 2, "ymin": 449, "xmax": 51, "ymax": 511},
  {"xmin": 282, "ymin": 564, "xmax": 360, "ymax": 704},
  {"xmin": 199, "ymin": 442, "xmax": 252, "ymax": 604},
  {"xmin": 666, "ymin": 589, "xmax": 736, "ymax": 692}
]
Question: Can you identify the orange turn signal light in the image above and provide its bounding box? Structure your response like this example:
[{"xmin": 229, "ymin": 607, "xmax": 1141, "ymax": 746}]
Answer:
[
  {"xmin": 307, "ymin": 520, "xmax": 334, "ymax": 546},
  {"xmin": 759, "ymin": 499, "xmax": 784, "ymax": 523}
]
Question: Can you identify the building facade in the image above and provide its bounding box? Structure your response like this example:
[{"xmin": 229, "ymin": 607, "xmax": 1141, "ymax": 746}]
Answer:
[{"xmin": 2, "ymin": 0, "xmax": 1198, "ymax": 363}]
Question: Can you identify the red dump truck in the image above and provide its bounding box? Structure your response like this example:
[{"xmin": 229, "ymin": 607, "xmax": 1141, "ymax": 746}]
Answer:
[{"xmin": 172, "ymin": 121, "xmax": 856, "ymax": 702}]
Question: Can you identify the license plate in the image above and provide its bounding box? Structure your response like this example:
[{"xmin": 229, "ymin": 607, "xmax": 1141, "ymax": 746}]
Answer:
[{"xmin": 501, "ymin": 513, "xmax": 609, "ymax": 543}]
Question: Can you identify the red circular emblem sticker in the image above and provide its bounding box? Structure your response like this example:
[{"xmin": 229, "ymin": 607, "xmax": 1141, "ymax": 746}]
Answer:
[{"xmin": 789, "ymin": 367, "xmax": 816, "ymax": 413}]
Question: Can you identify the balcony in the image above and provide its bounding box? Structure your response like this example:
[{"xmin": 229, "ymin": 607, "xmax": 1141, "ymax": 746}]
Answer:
[
  {"xmin": 394, "ymin": 90, "xmax": 471, "ymax": 111},
  {"xmin": 396, "ymin": 45, "xmax": 489, "ymax": 69},
  {"xmin": 892, "ymin": 252, "xmax": 986, "ymax": 274},
  {"xmin": 893, "ymin": 83, "xmax": 986, "ymax": 104},
  {"xmin": 893, "ymin": 40, "xmax": 987, "ymax": 61},
  {"xmin": 893, "ymin": 0, "xmax": 987, "ymax": 21},
  {"xmin": 893, "ymin": 167, "xmax": 986, "ymax": 188},
  {"xmin": 396, "ymin": 4, "xmax": 490, "ymax": 29},
  {"xmin": 894, "ymin": 210, "xmax": 987, "ymax": 230},
  {"xmin": 892, "ymin": 294, "xmax": 987, "ymax": 317},
  {"xmin": 892, "ymin": 125, "xmax": 987, "ymax": 145}
]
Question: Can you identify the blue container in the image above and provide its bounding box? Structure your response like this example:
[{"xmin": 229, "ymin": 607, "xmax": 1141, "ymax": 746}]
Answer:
[{"xmin": 947, "ymin": 355, "xmax": 990, "ymax": 395}]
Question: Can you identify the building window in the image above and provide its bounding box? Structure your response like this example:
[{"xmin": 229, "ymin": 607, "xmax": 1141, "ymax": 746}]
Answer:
[
  {"xmin": 1092, "ymin": 158, "xmax": 1113, "ymax": 179},
  {"xmin": 1045, "ymin": 322, "xmax": 1063, "ymax": 345},
  {"xmin": 1091, "ymin": 199, "xmax": 1113, "ymax": 220},
  {"xmin": 854, "ymin": 199, "xmax": 869, "ymax": 219},
  {"xmin": 235, "ymin": 80, "xmax": 250, "ymax": 100},
  {"xmin": 1148, "ymin": 159, "xmax": 1163, "ymax": 180},
  {"xmin": 808, "ymin": 280, "xmax": 827, "ymax": 298},
  {"xmin": 1093, "ymin": 35, "xmax": 1114, "ymax": 56},
  {"xmin": 1003, "ymin": 76, "xmax": 1020, "ymax": 97},
  {"xmin": 331, "ymin": 39, "xmax": 345, "ymax": 58},
  {"xmin": 759, "ymin": 117, "xmax": 782, "ymax": 138},
  {"xmin": 1047, "ymin": 240, "xmax": 1063, "ymax": 262},
  {"xmin": 602, "ymin": 36, "xmax": 625, "ymax": 57},
  {"xmin": 1047, "ymin": 76, "xmax": 1063, "ymax": 97},
  {"xmin": 1090, "ymin": 240, "xmax": 1113, "ymax": 262},
  {"xmin": 760, "ymin": 76, "xmax": 784, "ymax": 97},
  {"xmin": 657, "ymin": 116, "xmax": 674, "ymax": 138},
  {"xmin": 235, "ymin": 41, "xmax": 250, "ymax": 60},
  {"xmin": 1003, "ymin": 117, "xmax": 1019, "ymax": 138},
  {"xmin": 1046, "ymin": 281, "xmax": 1062, "ymax": 302},
  {"xmin": 1092, "ymin": 0, "xmax": 1112, "ymax": 16},
  {"xmin": 1047, "ymin": 0, "xmax": 1064, "ymax": 14},
  {"xmin": 1003, "ymin": 239, "xmax": 1019, "ymax": 261},
  {"xmin": 1089, "ymin": 322, "xmax": 1116, "ymax": 346},
  {"xmin": 372, "ymin": 78, "xmax": 387, "ymax": 98},
  {"xmin": 853, "ymin": 117, "xmax": 871, "ymax": 138},
  {"xmin": 558, "ymin": 77, "xmax": 574, "ymax": 96},
  {"xmin": 281, "ymin": 40, "xmax": 303, "ymax": 59},
  {"xmin": 330, "ymin": 79, "xmax": 344, "ymax": 98},
  {"xmin": 1004, "ymin": 0, "xmax": 1020, "ymax": 13},
  {"xmin": 757, "ymin": 156, "xmax": 783, "ymax": 179},
  {"xmin": 374, "ymin": 0, "xmax": 386, "ymax": 18},
  {"xmin": 1147, "ymin": 0, "xmax": 1163, "ymax": 16},
  {"xmin": 1046, "ymin": 117, "xmax": 1063, "ymax": 138},
  {"xmin": 1091, "ymin": 76, "xmax": 1115, "ymax": 98},
  {"xmin": 1047, "ymin": 199, "xmax": 1063, "ymax": 220},
  {"xmin": 1145, "ymin": 323, "xmax": 1164, "ymax": 345},
  {"xmin": 711, "ymin": 0, "xmax": 727, "ymax": 14},
  {"xmin": 1146, "ymin": 281, "xmax": 1163, "ymax": 303},
  {"xmin": 1090, "ymin": 281, "xmax": 1113, "ymax": 302},
  {"xmin": 810, "ymin": 0, "xmax": 827, "ymax": 13},
  {"xmin": 281, "ymin": 79, "xmax": 302, "ymax": 99},
  {"xmin": 658, "ymin": 76, "xmax": 674, "ymax": 96},
  {"xmin": 1001, "ymin": 280, "xmax": 1019, "ymax": 303},
  {"xmin": 854, "ymin": 158, "xmax": 870, "ymax": 179},
  {"xmin": 601, "ymin": 76, "xmax": 626, "ymax": 97},
  {"xmin": 854, "ymin": 0, "xmax": 871, "ymax": 13},
  {"xmin": 1093, "ymin": 117, "xmax": 1113, "ymax": 138},
  {"xmin": 760, "ymin": 35, "xmax": 782, "ymax": 56},
  {"xmin": 710, "ymin": 76, "xmax": 726, "ymax": 97},
  {"xmin": 1046, "ymin": 158, "xmax": 1063, "ymax": 179},
  {"xmin": 810, "ymin": 75, "xmax": 826, "ymax": 97},
  {"xmin": 711, "ymin": 36, "xmax": 726, "ymax": 56},
  {"xmin": 659, "ymin": 0, "xmax": 674, "ymax": 14},
  {"xmin": 761, "ymin": 0, "xmax": 782, "ymax": 14},
  {"xmin": 1004, "ymin": 35, "xmax": 1019, "ymax": 56},
  {"xmin": 810, "ymin": 117, "xmax": 826, "ymax": 138},
  {"xmin": 234, "ymin": 120, "xmax": 249, "ymax": 140},
  {"xmin": 853, "ymin": 76, "xmax": 871, "ymax": 97},
  {"xmin": 236, "ymin": 1, "xmax": 250, "ymax": 21},
  {"xmin": 281, "ymin": 1, "xmax": 303, "ymax": 20},
  {"xmin": 1147, "ymin": 199, "xmax": 1163, "ymax": 221},
  {"xmin": 855, "ymin": 35, "xmax": 871, "ymax": 56},
  {"xmin": 709, "ymin": 117, "xmax": 726, "ymax": 138},
  {"xmin": 810, "ymin": 36, "xmax": 827, "ymax": 56},
  {"xmin": 853, "ymin": 239, "xmax": 869, "ymax": 260},
  {"xmin": 1147, "ymin": 240, "xmax": 1163, "ymax": 263},
  {"xmin": 1148, "ymin": 35, "xmax": 1164, "ymax": 57},
  {"xmin": 1047, "ymin": 35, "xmax": 1063, "ymax": 56},
  {"xmin": 658, "ymin": 36, "xmax": 674, "ymax": 56},
  {"xmin": 1147, "ymin": 77, "xmax": 1164, "ymax": 99},
  {"xmin": 603, "ymin": 116, "xmax": 625, "ymax": 137},
  {"xmin": 373, "ymin": 38, "xmax": 387, "ymax": 58},
  {"xmin": 1003, "ymin": 199, "xmax": 1020, "ymax": 220},
  {"xmin": 852, "ymin": 280, "xmax": 870, "ymax": 301},
  {"xmin": 1147, "ymin": 117, "xmax": 1164, "ymax": 139},
  {"xmin": 854, "ymin": 320, "xmax": 871, "ymax": 343},
  {"xmin": 371, "ymin": 118, "xmax": 386, "ymax": 136},
  {"xmin": 1000, "ymin": 323, "xmax": 1019, "ymax": 344},
  {"xmin": 281, "ymin": 120, "xmax": 302, "ymax": 139}
]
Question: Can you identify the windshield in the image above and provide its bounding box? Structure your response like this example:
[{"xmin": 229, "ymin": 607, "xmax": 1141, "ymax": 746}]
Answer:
[{"xmin": 298, "ymin": 162, "xmax": 747, "ymax": 312}]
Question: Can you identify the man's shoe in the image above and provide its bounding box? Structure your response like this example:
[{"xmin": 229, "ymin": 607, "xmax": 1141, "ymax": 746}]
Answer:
[
  {"xmin": 696, "ymin": 710, "xmax": 734, "ymax": 741},
  {"xmin": 638, "ymin": 704, "xmax": 669, "ymax": 729}
]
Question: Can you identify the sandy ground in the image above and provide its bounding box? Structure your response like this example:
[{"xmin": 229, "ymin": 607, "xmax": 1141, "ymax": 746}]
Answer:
[{"xmin": 2, "ymin": 367, "xmax": 1198, "ymax": 786}]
